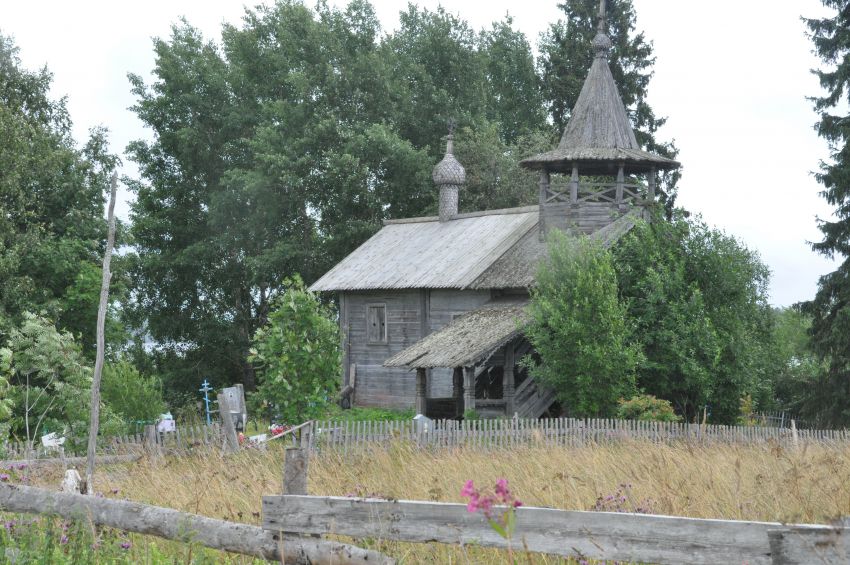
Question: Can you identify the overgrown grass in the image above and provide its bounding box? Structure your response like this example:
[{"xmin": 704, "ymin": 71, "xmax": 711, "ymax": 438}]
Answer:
[{"xmin": 4, "ymin": 438, "xmax": 850, "ymax": 563}]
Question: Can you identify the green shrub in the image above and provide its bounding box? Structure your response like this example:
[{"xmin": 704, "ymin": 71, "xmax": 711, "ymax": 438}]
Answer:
[
  {"xmin": 616, "ymin": 394, "xmax": 680, "ymax": 422},
  {"xmin": 524, "ymin": 232, "xmax": 640, "ymax": 417},
  {"xmin": 249, "ymin": 276, "xmax": 341, "ymax": 424},
  {"xmin": 101, "ymin": 360, "xmax": 167, "ymax": 430}
]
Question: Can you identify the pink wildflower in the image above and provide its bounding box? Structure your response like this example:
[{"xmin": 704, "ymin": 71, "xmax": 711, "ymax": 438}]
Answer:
[{"xmin": 460, "ymin": 480, "xmax": 476, "ymax": 498}]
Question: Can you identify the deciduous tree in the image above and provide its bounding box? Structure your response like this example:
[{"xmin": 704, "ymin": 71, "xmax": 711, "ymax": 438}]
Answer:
[
  {"xmin": 613, "ymin": 213, "xmax": 773, "ymax": 423},
  {"xmin": 249, "ymin": 277, "xmax": 341, "ymax": 423},
  {"xmin": 524, "ymin": 232, "xmax": 640, "ymax": 416},
  {"xmin": 0, "ymin": 35, "xmax": 119, "ymax": 352}
]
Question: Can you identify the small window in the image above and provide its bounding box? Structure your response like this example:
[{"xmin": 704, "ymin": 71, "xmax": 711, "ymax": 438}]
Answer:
[{"xmin": 367, "ymin": 304, "xmax": 387, "ymax": 343}]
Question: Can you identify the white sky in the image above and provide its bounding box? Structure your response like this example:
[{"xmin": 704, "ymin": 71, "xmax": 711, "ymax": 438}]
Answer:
[{"xmin": 0, "ymin": 0, "xmax": 841, "ymax": 306}]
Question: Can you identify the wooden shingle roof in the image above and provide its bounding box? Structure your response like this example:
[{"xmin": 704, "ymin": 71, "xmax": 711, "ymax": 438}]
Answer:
[
  {"xmin": 310, "ymin": 206, "xmax": 644, "ymax": 293},
  {"xmin": 383, "ymin": 298, "xmax": 530, "ymax": 369},
  {"xmin": 309, "ymin": 207, "xmax": 538, "ymax": 291}
]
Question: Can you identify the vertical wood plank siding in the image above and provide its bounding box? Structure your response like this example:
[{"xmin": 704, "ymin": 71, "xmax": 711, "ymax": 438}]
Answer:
[{"xmin": 344, "ymin": 289, "xmax": 492, "ymax": 408}]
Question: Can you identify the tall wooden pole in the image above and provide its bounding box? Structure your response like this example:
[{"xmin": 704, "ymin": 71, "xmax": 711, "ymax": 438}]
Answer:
[{"xmin": 85, "ymin": 172, "xmax": 118, "ymax": 494}]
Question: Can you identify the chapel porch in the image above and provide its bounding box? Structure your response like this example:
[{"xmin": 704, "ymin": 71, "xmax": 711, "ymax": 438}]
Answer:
[{"xmin": 383, "ymin": 298, "xmax": 556, "ymax": 420}]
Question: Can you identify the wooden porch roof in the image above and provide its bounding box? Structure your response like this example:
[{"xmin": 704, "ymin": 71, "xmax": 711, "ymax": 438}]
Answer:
[{"xmin": 383, "ymin": 298, "xmax": 530, "ymax": 369}]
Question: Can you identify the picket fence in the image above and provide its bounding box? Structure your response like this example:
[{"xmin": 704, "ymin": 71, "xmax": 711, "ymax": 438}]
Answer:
[
  {"xmin": 1, "ymin": 423, "xmax": 224, "ymax": 459},
  {"xmin": 3, "ymin": 417, "xmax": 848, "ymax": 460},
  {"xmin": 298, "ymin": 417, "xmax": 850, "ymax": 452}
]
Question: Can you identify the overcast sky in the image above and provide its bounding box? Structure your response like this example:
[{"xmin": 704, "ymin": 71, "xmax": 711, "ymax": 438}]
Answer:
[{"xmin": 0, "ymin": 0, "xmax": 841, "ymax": 306}]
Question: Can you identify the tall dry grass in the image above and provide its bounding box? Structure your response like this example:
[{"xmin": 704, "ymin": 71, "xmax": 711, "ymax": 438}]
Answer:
[{"xmin": 25, "ymin": 439, "xmax": 850, "ymax": 563}]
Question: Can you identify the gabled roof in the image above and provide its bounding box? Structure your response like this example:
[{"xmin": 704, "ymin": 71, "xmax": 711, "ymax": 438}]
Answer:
[
  {"xmin": 309, "ymin": 207, "xmax": 538, "ymax": 291},
  {"xmin": 310, "ymin": 207, "xmax": 645, "ymax": 292},
  {"xmin": 383, "ymin": 297, "xmax": 530, "ymax": 369}
]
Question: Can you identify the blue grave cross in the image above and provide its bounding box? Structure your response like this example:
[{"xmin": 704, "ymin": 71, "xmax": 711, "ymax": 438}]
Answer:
[{"xmin": 199, "ymin": 379, "xmax": 216, "ymax": 425}]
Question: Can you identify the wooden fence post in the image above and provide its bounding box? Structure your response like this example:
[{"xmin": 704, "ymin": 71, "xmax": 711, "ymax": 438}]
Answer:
[
  {"xmin": 283, "ymin": 447, "xmax": 308, "ymax": 495},
  {"xmin": 790, "ymin": 419, "xmax": 799, "ymax": 448},
  {"xmin": 218, "ymin": 394, "xmax": 240, "ymax": 454},
  {"xmin": 144, "ymin": 425, "xmax": 159, "ymax": 457}
]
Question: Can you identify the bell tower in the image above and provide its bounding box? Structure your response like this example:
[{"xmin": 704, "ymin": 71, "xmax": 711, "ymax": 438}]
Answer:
[{"xmin": 521, "ymin": 0, "xmax": 679, "ymax": 239}]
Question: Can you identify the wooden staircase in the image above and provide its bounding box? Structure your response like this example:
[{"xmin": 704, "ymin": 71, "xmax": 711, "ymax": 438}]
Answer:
[{"xmin": 513, "ymin": 376, "xmax": 557, "ymax": 419}]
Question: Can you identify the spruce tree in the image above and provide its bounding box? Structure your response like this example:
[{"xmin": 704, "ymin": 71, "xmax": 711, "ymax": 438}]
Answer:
[{"xmin": 802, "ymin": 1, "xmax": 850, "ymax": 426}]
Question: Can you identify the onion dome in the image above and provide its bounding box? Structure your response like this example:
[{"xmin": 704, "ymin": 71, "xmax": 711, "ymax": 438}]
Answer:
[{"xmin": 432, "ymin": 134, "xmax": 466, "ymax": 186}]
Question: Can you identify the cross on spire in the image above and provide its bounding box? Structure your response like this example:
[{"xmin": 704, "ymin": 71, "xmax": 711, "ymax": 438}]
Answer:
[{"xmin": 598, "ymin": 0, "xmax": 606, "ymax": 33}]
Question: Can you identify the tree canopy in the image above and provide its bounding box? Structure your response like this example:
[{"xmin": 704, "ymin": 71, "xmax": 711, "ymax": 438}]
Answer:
[
  {"xmin": 524, "ymin": 232, "xmax": 640, "ymax": 417},
  {"xmin": 612, "ymin": 212, "xmax": 773, "ymax": 424},
  {"xmin": 125, "ymin": 0, "xmax": 675, "ymax": 396},
  {"xmin": 0, "ymin": 34, "xmax": 119, "ymax": 354}
]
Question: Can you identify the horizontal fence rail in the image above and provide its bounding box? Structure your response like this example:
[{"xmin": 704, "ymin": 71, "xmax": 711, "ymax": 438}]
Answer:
[
  {"xmin": 0, "ymin": 483, "xmax": 392, "ymax": 565},
  {"xmin": 299, "ymin": 417, "xmax": 850, "ymax": 452},
  {"xmin": 262, "ymin": 494, "xmax": 849, "ymax": 565}
]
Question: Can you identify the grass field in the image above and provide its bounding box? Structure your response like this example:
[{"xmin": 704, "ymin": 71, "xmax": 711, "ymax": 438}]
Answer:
[{"xmin": 3, "ymin": 438, "xmax": 850, "ymax": 563}]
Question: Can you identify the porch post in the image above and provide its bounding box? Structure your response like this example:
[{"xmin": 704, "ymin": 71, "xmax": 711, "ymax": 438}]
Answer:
[
  {"xmin": 648, "ymin": 165, "xmax": 657, "ymax": 200},
  {"xmin": 616, "ymin": 162, "xmax": 625, "ymax": 211},
  {"xmin": 538, "ymin": 169, "xmax": 550, "ymax": 240},
  {"xmin": 570, "ymin": 163, "xmax": 579, "ymax": 206},
  {"xmin": 503, "ymin": 345, "xmax": 515, "ymax": 417},
  {"xmin": 463, "ymin": 366, "xmax": 476, "ymax": 415},
  {"xmin": 415, "ymin": 368, "xmax": 427, "ymax": 416},
  {"xmin": 452, "ymin": 367, "xmax": 464, "ymax": 418}
]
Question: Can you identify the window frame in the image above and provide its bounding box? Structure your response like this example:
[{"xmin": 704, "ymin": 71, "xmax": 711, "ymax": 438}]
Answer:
[{"xmin": 366, "ymin": 303, "xmax": 388, "ymax": 344}]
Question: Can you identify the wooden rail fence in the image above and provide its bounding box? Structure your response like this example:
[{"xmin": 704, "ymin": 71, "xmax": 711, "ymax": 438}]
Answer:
[
  {"xmin": 262, "ymin": 494, "xmax": 849, "ymax": 565},
  {"xmin": 260, "ymin": 447, "xmax": 850, "ymax": 565}
]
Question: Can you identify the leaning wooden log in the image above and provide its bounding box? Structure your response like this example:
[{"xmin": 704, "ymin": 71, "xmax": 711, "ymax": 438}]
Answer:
[{"xmin": 0, "ymin": 483, "xmax": 395, "ymax": 565}]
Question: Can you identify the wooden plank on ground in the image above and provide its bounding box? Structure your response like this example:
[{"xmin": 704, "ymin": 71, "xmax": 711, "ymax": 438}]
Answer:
[{"xmin": 261, "ymin": 495, "xmax": 832, "ymax": 564}]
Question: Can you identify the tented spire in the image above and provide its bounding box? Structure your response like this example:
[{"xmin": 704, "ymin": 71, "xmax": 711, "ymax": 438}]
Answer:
[{"xmin": 521, "ymin": 0, "xmax": 678, "ymax": 174}]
